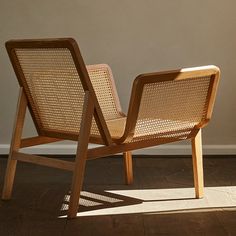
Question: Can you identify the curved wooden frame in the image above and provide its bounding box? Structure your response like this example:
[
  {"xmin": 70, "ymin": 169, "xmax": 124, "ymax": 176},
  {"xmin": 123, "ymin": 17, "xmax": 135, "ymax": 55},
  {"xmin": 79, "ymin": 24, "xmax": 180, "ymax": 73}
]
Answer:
[
  {"xmin": 119, "ymin": 66, "xmax": 220, "ymax": 143},
  {"xmin": 2, "ymin": 38, "xmax": 220, "ymax": 218}
]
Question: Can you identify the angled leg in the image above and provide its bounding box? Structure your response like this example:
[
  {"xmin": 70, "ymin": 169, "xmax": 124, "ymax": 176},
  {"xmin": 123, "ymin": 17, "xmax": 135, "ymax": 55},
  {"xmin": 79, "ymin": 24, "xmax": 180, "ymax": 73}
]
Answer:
[
  {"xmin": 67, "ymin": 91, "xmax": 94, "ymax": 218},
  {"xmin": 123, "ymin": 151, "xmax": 133, "ymax": 184},
  {"xmin": 2, "ymin": 88, "xmax": 27, "ymax": 200},
  {"xmin": 191, "ymin": 129, "xmax": 204, "ymax": 199}
]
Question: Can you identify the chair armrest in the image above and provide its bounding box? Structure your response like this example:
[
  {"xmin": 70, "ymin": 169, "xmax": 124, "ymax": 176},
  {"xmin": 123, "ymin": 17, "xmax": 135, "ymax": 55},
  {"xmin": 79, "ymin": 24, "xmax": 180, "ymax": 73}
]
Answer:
[{"xmin": 118, "ymin": 65, "xmax": 220, "ymax": 143}]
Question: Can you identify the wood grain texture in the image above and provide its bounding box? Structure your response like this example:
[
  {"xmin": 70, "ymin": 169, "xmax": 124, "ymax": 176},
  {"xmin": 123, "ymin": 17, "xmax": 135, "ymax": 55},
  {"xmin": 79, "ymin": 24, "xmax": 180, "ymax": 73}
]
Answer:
[
  {"xmin": 12, "ymin": 151, "xmax": 75, "ymax": 171},
  {"xmin": 2, "ymin": 88, "xmax": 27, "ymax": 200},
  {"xmin": 123, "ymin": 151, "xmax": 133, "ymax": 185},
  {"xmin": 20, "ymin": 136, "xmax": 62, "ymax": 148},
  {"xmin": 67, "ymin": 91, "xmax": 94, "ymax": 218},
  {"xmin": 191, "ymin": 129, "xmax": 204, "ymax": 198}
]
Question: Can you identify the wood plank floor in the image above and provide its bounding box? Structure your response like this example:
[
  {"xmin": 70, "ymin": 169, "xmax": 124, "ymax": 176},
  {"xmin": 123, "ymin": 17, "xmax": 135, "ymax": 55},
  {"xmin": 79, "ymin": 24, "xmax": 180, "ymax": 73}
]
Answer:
[{"xmin": 0, "ymin": 155, "xmax": 236, "ymax": 236}]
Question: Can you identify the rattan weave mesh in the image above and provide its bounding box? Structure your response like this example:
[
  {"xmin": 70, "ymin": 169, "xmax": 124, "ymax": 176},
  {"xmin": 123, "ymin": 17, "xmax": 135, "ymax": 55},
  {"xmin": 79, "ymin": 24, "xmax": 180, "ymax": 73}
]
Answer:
[
  {"xmin": 131, "ymin": 76, "xmax": 211, "ymax": 142},
  {"xmin": 15, "ymin": 48, "xmax": 212, "ymax": 143},
  {"xmin": 88, "ymin": 64, "xmax": 124, "ymax": 138},
  {"xmin": 88, "ymin": 64, "xmax": 122, "ymax": 120},
  {"xmin": 16, "ymin": 48, "xmax": 86, "ymax": 135},
  {"xmin": 15, "ymin": 49, "xmax": 123, "ymax": 139}
]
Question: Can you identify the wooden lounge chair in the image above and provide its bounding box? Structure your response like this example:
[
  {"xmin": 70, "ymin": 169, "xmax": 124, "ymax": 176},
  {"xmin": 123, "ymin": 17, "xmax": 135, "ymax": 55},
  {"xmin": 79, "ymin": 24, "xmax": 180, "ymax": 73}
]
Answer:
[{"xmin": 2, "ymin": 38, "xmax": 220, "ymax": 218}]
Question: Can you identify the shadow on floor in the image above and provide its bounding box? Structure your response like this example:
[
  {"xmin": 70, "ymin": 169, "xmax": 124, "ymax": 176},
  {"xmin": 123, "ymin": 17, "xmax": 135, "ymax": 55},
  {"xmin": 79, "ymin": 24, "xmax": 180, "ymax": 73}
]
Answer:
[{"xmin": 1, "ymin": 155, "xmax": 236, "ymax": 235}]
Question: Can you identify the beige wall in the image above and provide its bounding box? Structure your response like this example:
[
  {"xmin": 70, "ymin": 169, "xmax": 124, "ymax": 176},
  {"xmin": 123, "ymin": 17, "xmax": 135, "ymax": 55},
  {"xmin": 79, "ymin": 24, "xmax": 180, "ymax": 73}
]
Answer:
[{"xmin": 0, "ymin": 0, "xmax": 236, "ymax": 151}]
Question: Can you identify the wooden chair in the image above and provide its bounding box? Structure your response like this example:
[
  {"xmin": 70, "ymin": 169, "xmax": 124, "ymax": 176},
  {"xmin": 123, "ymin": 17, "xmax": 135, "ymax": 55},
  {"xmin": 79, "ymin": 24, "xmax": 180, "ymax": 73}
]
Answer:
[{"xmin": 2, "ymin": 38, "xmax": 220, "ymax": 218}]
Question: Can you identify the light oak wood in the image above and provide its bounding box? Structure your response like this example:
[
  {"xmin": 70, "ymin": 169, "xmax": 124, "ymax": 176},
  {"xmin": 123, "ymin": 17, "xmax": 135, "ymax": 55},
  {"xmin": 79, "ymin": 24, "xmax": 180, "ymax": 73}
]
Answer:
[
  {"xmin": 67, "ymin": 91, "xmax": 94, "ymax": 218},
  {"xmin": 3, "ymin": 38, "xmax": 220, "ymax": 218},
  {"xmin": 123, "ymin": 151, "xmax": 133, "ymax": 185},
  {"xmin": 87, "ymin": 137, "xmax": 181, "ymax": 160},
  {"xmin": 2, "ymin": 88, "xmax": 27, "ymax": 199},
  {"xmin": 20, "ymin": 136, "xmax": 62, "ymax": 148},
  {"xmin": 191, "ymin": 129, "xmax": 204, "ymax": 198},
  {"xmin": 12, "ymin": 151, "xmax": 75, "ymax": 171}
]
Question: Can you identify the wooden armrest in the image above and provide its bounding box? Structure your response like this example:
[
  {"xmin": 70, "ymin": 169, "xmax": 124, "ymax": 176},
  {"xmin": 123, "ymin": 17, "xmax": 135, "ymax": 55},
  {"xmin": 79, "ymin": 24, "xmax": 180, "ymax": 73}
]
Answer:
[{"xmin": 117, "ymin": 65, "xmax": 220, "ymax": 143}]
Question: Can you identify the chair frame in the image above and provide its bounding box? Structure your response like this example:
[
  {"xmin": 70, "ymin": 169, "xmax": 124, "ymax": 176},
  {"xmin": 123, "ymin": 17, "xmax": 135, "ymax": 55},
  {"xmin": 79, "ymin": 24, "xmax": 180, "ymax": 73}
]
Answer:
[{"xmin": 2, "ymin": 38, "xmax": 220, "ymax": 218}]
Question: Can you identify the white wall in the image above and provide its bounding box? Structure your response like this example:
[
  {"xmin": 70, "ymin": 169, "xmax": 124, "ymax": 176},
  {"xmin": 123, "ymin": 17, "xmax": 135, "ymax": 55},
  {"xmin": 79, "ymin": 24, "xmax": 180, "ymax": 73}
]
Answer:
[{"xmin": 0, "ymin": 0, "xmax": 236, "ymax": 154}]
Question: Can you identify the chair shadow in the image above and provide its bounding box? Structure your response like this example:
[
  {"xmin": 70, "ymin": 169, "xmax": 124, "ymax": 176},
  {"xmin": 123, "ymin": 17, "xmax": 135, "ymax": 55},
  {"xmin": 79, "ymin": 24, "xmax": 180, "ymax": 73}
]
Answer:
[
  {"xmin": 59, "ymin": 189, "xmax": 196, "ymax": 216},
  {"xmin": 60, "ymin": 190, "xmax": 143, "ymax": 214}
]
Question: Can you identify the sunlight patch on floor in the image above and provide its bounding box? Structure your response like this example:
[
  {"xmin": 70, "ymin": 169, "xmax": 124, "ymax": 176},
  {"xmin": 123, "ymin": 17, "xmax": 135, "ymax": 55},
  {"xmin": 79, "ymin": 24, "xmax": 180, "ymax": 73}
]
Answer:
[{"xmin": 59, "ymin": 186, "xmax": 236, "ymax": 218}]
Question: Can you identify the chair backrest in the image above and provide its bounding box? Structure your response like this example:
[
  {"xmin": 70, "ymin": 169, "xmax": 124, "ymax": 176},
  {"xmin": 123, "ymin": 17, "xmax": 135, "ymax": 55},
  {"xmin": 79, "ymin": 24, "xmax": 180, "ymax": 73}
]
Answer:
[
  {"xmin": 87, "ymin": 64, "xmax": 124, "ymax": 120},
  {"xmin": 5, "ymin": 38, "xmax": 111, "ymax": 142}
]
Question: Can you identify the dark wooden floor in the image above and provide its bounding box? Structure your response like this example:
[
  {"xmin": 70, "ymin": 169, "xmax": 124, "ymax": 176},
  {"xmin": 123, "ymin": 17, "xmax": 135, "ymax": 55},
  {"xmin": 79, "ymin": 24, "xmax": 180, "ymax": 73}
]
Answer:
[{"xmin": 0, "ymin": 155, "xmax": 236, "ymax": 236}]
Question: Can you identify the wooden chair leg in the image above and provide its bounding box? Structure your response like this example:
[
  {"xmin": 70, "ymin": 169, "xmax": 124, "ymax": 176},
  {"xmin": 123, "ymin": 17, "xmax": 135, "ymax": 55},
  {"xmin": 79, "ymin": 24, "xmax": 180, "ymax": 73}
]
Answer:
[
  {"xmin": 67, "ymin": 91, "xmax": 94, "ymax": 218},
  {"xmin": 67, "ymin": 145, "xmax": 88, "ymax": 218},
  {"xmin": 2, "ymin": 88, "xmax": 27, "ymax": 200},
  {"xmin": 2, "ymin": 157, "xmax": 18, "ymax": 200},
  {"xmin": 123, "ymin": 151, "xmax": 133, "ymax": 185},
  {"xmin": 191, "ymin": 129, "xmax": 204, "ymax": 199}
]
